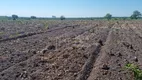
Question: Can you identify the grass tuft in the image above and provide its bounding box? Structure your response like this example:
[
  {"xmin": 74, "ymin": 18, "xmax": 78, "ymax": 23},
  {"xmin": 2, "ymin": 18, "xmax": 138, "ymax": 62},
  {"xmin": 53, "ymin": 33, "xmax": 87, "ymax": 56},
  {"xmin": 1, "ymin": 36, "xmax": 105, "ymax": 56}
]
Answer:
[{"xmin": 125, "ymin": 63, "xmax": 142, "ymax": 80}]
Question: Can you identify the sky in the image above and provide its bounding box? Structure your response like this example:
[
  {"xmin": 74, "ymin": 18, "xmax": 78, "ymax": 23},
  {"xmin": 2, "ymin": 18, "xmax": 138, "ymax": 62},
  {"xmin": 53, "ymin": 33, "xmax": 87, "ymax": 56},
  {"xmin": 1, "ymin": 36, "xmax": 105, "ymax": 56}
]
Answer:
[{"xmin": 0, "ymin": 0, "xmax": 142, "ymax": 17}]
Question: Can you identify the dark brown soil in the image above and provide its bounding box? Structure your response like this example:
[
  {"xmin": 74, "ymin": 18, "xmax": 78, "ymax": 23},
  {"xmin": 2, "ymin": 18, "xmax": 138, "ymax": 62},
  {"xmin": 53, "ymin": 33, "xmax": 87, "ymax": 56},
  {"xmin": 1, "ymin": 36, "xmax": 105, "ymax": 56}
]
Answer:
[{"xmin": 0, "ymin": 20, "xmax": 142, "ymax": 80}]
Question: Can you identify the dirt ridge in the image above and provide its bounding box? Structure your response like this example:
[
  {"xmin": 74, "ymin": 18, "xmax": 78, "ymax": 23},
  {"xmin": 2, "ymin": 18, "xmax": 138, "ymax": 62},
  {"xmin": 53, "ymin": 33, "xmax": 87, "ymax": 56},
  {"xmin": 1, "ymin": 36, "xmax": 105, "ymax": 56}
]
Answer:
[
  {"xmin": 0, "ymin": 25, "xmax": 94, "ymax": 74},
  {"xmin": 76, "ymin": 24, "xmax": 114, "ymax": 80},
  {"xmin": 0, "ymin": 25, "xmax": 73, "ymax": 43},
  {"xmin": 0, "ymin": 31, "xmax": 44, "ymax": 43},
  {"xmin": 76, "ymin": 43, "xmax": 102, "ymax": 80}
]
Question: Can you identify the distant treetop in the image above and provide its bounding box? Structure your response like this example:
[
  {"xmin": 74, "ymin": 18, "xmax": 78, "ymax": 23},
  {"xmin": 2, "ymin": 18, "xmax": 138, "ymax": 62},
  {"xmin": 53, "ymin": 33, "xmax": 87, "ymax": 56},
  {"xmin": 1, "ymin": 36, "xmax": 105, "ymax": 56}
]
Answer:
[
  {"xmin": 104, "ymin": 13, "xmax": 112, "ymax": 20},
  {"xmin": 60, "ymin": 15, "xmax": 65, "ymax": 20},
  {"xmin": 12, "ymin": 14, "xmax": 18, "ymax": 20},
  {"xmin": 130, "ymin": 10, "xmax": 141, "ymax": 19},
  {"xmin": 31, "ymin": 16, "xmax": 37, "ymax": 19}
]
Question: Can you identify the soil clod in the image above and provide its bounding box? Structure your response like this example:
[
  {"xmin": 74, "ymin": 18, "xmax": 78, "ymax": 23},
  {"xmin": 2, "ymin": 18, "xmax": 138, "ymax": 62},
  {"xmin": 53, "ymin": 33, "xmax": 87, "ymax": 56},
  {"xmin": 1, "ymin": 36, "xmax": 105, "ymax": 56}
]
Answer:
[
  {"xmin": 48, "ymin": 45, "xmax": 56, "ymax": 50},
  {"xmin": 101, "ymin": 64, "xmax": 110, "ymax": 70}
]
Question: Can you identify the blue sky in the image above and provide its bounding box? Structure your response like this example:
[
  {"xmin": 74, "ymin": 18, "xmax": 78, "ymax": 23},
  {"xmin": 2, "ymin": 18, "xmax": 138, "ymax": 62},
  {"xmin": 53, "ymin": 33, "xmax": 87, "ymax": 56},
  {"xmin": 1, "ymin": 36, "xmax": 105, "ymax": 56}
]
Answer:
[{"xmin": 0, "ymin": 0, "xmax": 142, "ymax": 17}]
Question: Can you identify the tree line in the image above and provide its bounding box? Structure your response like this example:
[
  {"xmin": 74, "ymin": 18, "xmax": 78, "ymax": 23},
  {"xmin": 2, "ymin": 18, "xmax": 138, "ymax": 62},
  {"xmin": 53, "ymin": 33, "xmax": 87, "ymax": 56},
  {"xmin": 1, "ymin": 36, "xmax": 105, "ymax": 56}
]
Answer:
[
  {"xmin": 11, "ymin": 10, "xmax": 142, "ymax": 20},
  {"xmin": 11, "ymin": 15, "xmax": 66, "ymax": 20},
  {"xmin": 105, "ymin": 10, "xmax": 142, "ymax": 20}
]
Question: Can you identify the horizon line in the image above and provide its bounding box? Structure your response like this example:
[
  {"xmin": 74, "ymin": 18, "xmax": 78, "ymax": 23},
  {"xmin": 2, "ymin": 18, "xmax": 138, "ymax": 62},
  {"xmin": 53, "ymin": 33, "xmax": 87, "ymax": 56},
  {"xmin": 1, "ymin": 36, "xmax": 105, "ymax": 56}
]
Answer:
[{"xmin": 0, "ymin": 15, "xmax": 133, "ymax": 18}]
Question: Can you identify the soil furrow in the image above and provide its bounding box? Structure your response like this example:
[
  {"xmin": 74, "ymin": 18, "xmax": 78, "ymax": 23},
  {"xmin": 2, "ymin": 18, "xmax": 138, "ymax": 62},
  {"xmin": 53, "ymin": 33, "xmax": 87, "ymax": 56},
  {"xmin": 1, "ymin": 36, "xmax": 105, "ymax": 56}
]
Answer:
[
  {"xmin": 0, "ymin": 52, "xmax": 40, "ymax": 73},
  {"xmin": 76, "ymin": 43, "xmax": 102, "ymax": 80},
  {"xmin": 0, "ymin": 25, "xmax": 74, "ymax": 43},
  {"xmin": 0, "ymin": 26, "xmax": 93, "ymax": 74},
  {"xmin": 87, "ymin": 23, "xmax": 138, "ymax": 80},
  {"xmin": 0, "ymin": 31, "xmax": 44, "ymax": 43},
  {"xmin": 76, "ymin": 24, "xmax": 114, "ymax": 80}
]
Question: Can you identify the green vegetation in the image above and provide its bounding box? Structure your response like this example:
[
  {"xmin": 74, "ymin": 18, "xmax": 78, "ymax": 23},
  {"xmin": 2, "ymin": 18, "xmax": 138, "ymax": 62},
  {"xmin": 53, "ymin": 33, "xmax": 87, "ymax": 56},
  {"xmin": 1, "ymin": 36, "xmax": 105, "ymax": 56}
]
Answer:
[
  {"xmin": 0, "ymin": 10, "xmax": 141, "ymax": 21},
  {"xmin": 44, "ymin": 22, "xmax": 48, "ymax": 29},
  {"xmin": 104, "ymin": 13, "xmax": 112, "ymax": 20},
  {"xmin": 12, "ymin": 14, "xmax": 18, "ymax": 20},
  {"xmin": 130, "ymin": 10, "xmax": 141, "ymax": 19},
  {"xmin": 125, "ymin": 63, "xmax": 142, "ymax": 80},
  {"xmin": 31, "ymin": 16, "xmax": 37, "ymax": 19},
  {"xmin": 60, "ymin": 15, "xmax": 65, "ymax": 20},
  {"xmin": 0, "ymin": 32, "xmax": 4, "ymax": 35}
]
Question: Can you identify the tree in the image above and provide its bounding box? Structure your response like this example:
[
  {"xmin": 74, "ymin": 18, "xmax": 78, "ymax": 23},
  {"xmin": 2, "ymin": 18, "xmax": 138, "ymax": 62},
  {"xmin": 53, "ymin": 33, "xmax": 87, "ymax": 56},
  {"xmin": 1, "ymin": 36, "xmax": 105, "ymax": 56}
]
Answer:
[
  {"xmin": 31, "ymin": 16, "xmax": 36, "ymax": 19},
  {"xmin": 12, "ymin": 14, "xmax": 18, "ymax": 20},
  {"xmin": 104, "ymin": 13, "xmax": 112, "ymax": 20},
  {"xmin": 60, "ymin": 15, "xmax": 65, "ymax": 20},
  {"xmin": 130, "ymin": 10, "xmax": 141, "ymax": 19}
]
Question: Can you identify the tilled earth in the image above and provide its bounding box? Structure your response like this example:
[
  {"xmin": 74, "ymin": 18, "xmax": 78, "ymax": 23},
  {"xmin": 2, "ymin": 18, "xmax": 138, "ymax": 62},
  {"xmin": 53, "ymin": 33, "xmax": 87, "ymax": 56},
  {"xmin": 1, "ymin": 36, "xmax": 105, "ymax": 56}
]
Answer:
[{"xmin": 0, "ymin": 20, "xmax": 142, "ymax": 80}]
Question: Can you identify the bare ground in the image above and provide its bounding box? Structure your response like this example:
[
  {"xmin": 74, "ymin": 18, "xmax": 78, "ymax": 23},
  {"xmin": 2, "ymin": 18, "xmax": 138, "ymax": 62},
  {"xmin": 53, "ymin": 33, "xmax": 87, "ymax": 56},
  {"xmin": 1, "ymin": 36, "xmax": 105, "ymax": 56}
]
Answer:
[{"xmin": 0, "ymin": 20, "xmax": 142, "ymax": 80}]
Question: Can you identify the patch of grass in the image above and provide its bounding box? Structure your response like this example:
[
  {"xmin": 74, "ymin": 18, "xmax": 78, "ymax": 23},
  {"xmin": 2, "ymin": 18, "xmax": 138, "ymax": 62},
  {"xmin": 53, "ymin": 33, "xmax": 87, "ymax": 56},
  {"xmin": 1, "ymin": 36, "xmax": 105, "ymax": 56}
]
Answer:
[
  {"xmin": 43, "ymin": 22, "xmax": 48, "ymax": 29},
  {"xmin": 125, "ymin": 63, "xmax": 142, "ymax": 80},
  {"xmin": 0, "ymin": 32, "xmax": 4, "ymax": 35}
]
